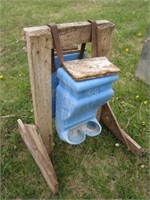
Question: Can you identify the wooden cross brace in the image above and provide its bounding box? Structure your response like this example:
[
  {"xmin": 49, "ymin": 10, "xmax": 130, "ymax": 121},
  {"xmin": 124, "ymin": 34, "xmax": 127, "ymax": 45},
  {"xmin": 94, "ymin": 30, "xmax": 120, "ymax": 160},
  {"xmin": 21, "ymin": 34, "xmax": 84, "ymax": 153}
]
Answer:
[{"xmin": 18, "ymin": 20, "xmax": 143, "ymax": 194}]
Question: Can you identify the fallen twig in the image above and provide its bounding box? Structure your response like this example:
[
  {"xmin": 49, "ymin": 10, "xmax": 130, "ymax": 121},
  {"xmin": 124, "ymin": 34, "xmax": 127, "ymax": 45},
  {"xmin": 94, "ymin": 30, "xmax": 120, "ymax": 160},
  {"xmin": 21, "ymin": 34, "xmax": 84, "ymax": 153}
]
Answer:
[{"xmin": 0, "ymin": 114, "xmax": 16, "ymax": 119}]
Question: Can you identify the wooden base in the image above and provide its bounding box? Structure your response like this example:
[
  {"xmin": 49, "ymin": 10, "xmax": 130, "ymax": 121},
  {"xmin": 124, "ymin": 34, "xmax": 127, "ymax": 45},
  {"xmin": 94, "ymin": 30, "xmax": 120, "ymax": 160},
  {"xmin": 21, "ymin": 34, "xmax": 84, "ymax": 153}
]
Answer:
[
  {"xmin": 97, "ymin": 103, "xmax": 143, "ymax": 156},
  {"xmin": 17, "ymin": 119, "xmax": 58, "ymax": 194}
]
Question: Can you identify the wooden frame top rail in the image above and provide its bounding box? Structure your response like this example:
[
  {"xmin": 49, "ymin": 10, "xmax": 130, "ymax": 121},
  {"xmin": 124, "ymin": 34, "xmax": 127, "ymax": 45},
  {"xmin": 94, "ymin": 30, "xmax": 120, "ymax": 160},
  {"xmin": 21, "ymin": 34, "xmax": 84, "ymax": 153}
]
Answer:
[{"xmin": 24, "ymin": 20, "xmax": 115, "ymax": 48}]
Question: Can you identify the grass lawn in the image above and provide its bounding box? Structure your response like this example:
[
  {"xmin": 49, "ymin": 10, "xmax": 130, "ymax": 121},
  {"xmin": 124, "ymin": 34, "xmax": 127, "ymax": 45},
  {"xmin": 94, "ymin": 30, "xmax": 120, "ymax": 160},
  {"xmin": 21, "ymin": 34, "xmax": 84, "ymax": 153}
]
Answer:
[{"xmin": 1, "ymin": 0, "xmax": 149, "ymax": 199}]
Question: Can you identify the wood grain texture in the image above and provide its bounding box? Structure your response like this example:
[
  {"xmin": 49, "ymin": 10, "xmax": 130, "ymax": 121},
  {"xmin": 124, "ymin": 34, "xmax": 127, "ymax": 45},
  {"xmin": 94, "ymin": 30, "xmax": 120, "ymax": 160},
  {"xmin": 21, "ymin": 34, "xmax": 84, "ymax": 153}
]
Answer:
[
  {"xmin": 96, "ymin": 22, "xmax": 115, "ymax": 120},
  {"xmin": 17, "ymin": 119, "xmax": 58, "ymax": 194},
  {"xmin": 25, "ymin": 33, "xmax": 53, "ymax": 154},
  {"xmin": 24, "ymin": 20, "xmax": 115, "ymax": 49},
  {"xmin": 97, "ymin": 23, "xmax": 115, "ymax": 58},
  {"xmin": 63, "ymin": 57, "xmax": 120, "ymax": 81},
  {"xmin": 96, "ymin": 107, "xmax": 102, "ymax": 122}
]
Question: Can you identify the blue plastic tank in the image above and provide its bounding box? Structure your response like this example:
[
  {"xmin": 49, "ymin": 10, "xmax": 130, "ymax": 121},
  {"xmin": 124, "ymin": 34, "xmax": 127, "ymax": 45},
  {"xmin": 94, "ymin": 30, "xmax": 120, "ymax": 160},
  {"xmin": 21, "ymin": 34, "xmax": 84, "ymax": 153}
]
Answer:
[
  {"xmin": 56, "ymin": 67, "xmax": 119, "ymax": 145},
  {"xmin": 52, "ymin": 52, "xmax": 85, "ymax": 117}
]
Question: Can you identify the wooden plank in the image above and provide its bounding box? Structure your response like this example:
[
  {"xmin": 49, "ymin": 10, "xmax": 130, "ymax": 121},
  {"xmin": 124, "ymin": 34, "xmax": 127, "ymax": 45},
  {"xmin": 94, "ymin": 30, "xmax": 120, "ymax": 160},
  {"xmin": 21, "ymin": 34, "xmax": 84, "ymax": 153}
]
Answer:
[
  {"xmin": 24, "ymin": 20, "xmax": 114, "ymax": 49},
  {"xmin": 96, "ymin": 107, "xmax": 102, "ymax": 122},
  {"xmin": 25, "ymin": 124, "xmax": 56, "ymax": 176},
  {"xmin": 97, "ymin": 23, "xmax": 115, "ymax": 58},
  {"xmin": 96, "ymin": 22, "xmax": 115, "ymax": 120},
  {"xmin": 17, "ymin": 119, "xmax": 58, "ymax": 194},
  {"xmin": 100, "ymin": 103, "xmax": 142, "ymax": 155},
  {"xmin": 58, "ymin": 44, "xmax": 80, "ymax": 55},
  {"xmin": 25, "ymin": 32, "xmax": 53, "ymax": 154},
  {"xmin": 63, "ymin": 57, "xmax": 120, "ymax": 81},
  {"xmin": 120, "ymin": 129, "xmax": 143, "ymax": 155}
]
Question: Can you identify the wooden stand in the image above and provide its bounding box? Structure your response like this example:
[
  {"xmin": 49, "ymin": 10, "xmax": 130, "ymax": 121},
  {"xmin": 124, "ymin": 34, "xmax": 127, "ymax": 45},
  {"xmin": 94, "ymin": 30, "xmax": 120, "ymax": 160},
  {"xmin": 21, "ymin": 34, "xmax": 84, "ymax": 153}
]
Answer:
[
  {"xmin": 17, "ymin": 119, "xmax": 58, "ymax": 194},
  {"xmin": 18, "ymin": 20, "xmax": 143, "ymax": 194}
]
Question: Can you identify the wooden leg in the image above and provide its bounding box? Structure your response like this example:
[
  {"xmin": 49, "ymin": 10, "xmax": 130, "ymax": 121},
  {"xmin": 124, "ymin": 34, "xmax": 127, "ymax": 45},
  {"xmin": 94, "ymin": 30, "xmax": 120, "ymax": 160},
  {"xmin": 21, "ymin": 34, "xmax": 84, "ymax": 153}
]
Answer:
[
  {"xmin": 17, "ymin": 119, "xmax": 58, "ymax": 194},
  {"xmin": 96, "ymin": 107, "xmax": 102, "ymax": 122},
  {"xmin": 98, "ymin": 103, "xmax": 143, "ymax": 156}
]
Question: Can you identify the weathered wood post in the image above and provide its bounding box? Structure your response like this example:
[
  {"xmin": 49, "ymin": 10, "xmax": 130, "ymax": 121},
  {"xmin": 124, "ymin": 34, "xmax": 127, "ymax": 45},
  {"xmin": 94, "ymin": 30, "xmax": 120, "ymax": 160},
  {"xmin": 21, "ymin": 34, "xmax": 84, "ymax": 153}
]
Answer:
[{"xmin": 24, "ymin": 28, "xmax": 53, "ymax": 154}]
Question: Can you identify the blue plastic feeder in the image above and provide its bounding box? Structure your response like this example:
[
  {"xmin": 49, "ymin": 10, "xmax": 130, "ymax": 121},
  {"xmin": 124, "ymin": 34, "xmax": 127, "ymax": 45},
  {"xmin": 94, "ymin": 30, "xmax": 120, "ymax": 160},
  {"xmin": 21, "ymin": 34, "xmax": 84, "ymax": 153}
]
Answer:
[
  {"xmin": 55, "ymin": 57, "xmax": 120, "ymax": 145},
  {"xmin": 52, "ymin": 52, "xmax": 85, "ymax": 117}
]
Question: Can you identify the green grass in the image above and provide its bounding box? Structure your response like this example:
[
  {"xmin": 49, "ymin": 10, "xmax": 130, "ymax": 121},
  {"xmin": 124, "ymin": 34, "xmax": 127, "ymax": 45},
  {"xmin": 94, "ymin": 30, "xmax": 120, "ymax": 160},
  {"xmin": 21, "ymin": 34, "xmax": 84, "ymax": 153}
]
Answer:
[{"xmin": 1, "ymin": 0, "xmax": 149, "ymax": 199}]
